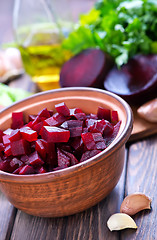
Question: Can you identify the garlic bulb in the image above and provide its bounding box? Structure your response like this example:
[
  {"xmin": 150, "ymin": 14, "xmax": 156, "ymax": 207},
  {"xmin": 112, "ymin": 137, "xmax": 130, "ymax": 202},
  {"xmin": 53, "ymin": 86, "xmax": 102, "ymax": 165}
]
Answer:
[{"xmin": 137, "ymin": 98, "xmax": 157, "ymax": 123}]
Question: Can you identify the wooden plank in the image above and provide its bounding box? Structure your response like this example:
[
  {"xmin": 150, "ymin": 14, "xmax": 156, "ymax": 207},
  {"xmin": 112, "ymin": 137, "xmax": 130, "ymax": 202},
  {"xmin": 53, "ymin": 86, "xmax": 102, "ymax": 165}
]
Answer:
[
  {"xmin": 0, "ymin": 191, "xmax": 17, "ymax": 240},
  {"xmin": 121, "ymin": 136, "xmax": 157, "ymax": 240},
  {"xmin": 10, "ymin": 152, "xmax": 128, "ymax": 240}
]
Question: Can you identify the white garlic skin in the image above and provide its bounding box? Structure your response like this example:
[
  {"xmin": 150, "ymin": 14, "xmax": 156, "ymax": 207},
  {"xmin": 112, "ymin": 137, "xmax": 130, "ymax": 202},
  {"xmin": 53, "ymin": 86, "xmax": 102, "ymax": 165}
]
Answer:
[{"xmin": 107, "ymin": 213, "xmax": 137, "ymax": 231}]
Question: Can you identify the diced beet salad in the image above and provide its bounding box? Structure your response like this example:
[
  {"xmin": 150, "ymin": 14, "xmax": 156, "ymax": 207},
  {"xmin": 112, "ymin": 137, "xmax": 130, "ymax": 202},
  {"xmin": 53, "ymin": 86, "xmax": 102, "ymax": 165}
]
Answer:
[{"xmin": 0, "ymin": 102, "xmax": 121, "ymax": 175}]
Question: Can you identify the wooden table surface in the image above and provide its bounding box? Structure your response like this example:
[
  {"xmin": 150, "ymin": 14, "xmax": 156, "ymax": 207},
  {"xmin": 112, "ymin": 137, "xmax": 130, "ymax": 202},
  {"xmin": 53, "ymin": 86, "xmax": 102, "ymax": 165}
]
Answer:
[{"xmin": 0, "ymin": 1, "xmax": 157, "ymax": 240}]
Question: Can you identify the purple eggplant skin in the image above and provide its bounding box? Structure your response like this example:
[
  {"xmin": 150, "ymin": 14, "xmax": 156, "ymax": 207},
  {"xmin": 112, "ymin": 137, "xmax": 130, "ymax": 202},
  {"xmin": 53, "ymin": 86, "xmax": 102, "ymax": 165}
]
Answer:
[
  {"xmin": 104, "ymin": 54, "xmax": 157, "ymax": 106},
  {"xmin": 60, "ymin": 48, "xmax": 114, "ymax": 89}
]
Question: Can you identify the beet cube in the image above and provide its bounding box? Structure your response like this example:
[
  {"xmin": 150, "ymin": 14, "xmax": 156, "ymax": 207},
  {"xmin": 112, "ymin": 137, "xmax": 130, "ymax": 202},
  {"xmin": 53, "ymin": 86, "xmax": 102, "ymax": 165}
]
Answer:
[
  {"xmin": 44, "ymin": 113, "xmax": 66, "ymax": 127},
  {"xmin": 40, "ymin": 126, "xmax": 70, "ymax": 143},
  {"xmin": 11, "ymin": 139, "xmax": 30, "ymax": 156},
  {"xmin": 95, "ymin": 141, "xmax": 106, "ymax": 150},
  {"xmin": 81, "ymin": 132, "xmax": 96, "ymax": 150},
  {"xmin": 10, "ymin": 158, "xmax": 24, "ymax": 172},
  {"xmin": 73, "ymin": 112, "xmax": 87, "ymax": 121},
  {"xmin": 103, "ymin": 121, "xmax": 114, "ymax": 136},
  {"xmin": 97, "ymin": 107, "xmax": 111, "ymax": 122},
  {"xmin": 21, "ymin": 155, "xmax": 29, "ymax": 164},
  {"xmin": 13, "ymin": 166, "xmax": 23, "ymax": 174},
  {"xmin": 35, "ymin": 166, "xmax": 47, "ymax": 174},
  {"xmin": 85, "ymin": 119, "xmax": 97, "ymax": 129},
  {"xmin": 4, "ymin": 145, "xmax": 12, "ymax": 156},
  {"xmin": 29, "ymin": 115, "xmax": 37, "ymax": 121},
  {"xmin": 37, "ymin": 108, "xmax": 51, "ymax": 118},
  {"xmin": 62, "ymin": 150, "xmax": 79, "ymax": 165},
  {"xmin": 70, "ymin": 137, "xmax": 84, "ymax": 153},
  {"xmin": 80, "ymin": 150, "xmax": 101, "ymax": 162},
  {"xmin": 57, "ymin": 148, "xmax": 70, "ymax": 167},
  {"xmin": 3, "ymin": 135, "xmax": 11, "ymax": 146},
  {"xmin": 111, "ymin": 111, "xmax": 119, "ymax": 124},
  {"xmin": 104, "ymin": 121, "xmax": 121, "ymax": 146},
  {"xmin": 70, "ymin": 108, "xmax": 83, "ymax": 116},
  {"xmin": 0, "ymin": 130, "xmax": 4, "ymax": 143},
  {"xmin": 32, "ymin": 121, "xmax": 43, "ymax": 135},
  {"xmin": 9, "ymin": 129, "xmax": 21, "ymax": 142},
  {"xmin": 3, "ymin": 128, "xmax": 13, "ymax": 135},
  {"xmin": 0, "ymin": 159, "xmax": 11, "ymax": 172},
  {"xmin": 53, "ymin": 113, "xmax": 67, "ymax": 125},
  {"xmin": 35, "ymin": 139, "xmax": 46, "ymax": 159},
  {"xmin": 63, "ymin": 120, "xmax": 83, "ymax": 137},
  {"xmin": 90, "ymin": 120, "xmax": 105, "ymax": 134},
  {"xmin": 20, "ymin": 128, "xmax": 37, "ymax": 142},
  {"xmin": 28, "ymin": 151, "xmax": 44, "ymax": 167},
  {"xmin": 55, "ymin": 102, "xmax": 70, "ymax": 116},
  {"xmin": 11, "ymin": 112, "xmax": 24, "ymax": 129},
  {"xmin": 0, "ymin": 143, "xmax": 4, "ymax": 152},
  {"xmin": 92, "ymin": 133, "xmax": 104, "ymax": 142},
  {"xmin": 19, "ymin": 165, "xmax": 35, "ymax": 175},
  {"xmin": 43, "ymin": 116, "xmax": 58, "ymax": 127}
]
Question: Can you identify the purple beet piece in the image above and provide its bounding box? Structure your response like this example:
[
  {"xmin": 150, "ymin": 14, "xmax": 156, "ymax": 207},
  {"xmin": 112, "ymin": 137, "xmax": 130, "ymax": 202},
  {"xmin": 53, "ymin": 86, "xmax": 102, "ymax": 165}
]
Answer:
[
  {"xmin": 57, "ymin": 143, "xmax": 72, "ymax": 153},
  {"xmin": 0, "ymin": 143, "xmax": 4, "ymax": 152},
  {"xmin": 85, "ymin": 119, "xmax": 97, "ymax": 129},
  {"xmin": 60, "ymin": 48, "xmax": 113, "ymax": 88},
  {"xmin": 3, "ymin": 128, "xmax": 13, "ymax": 135},
  {"xmin": 0, "ymin": 130, "xmax": 4, "ymax": 143},
  {"xmin": 70, "ymin": 108, "xmax": 83, "ymax": 116},
  {"xmin": 10, "ymin": 158, "xmax": 24, "ymax": 172},
  {"xmin": 35, "ymin": 139, "xmax": 46, "ymax": 159},
  {"xmin": 70, "ymin": 137, "xmax": 84, "ymax": 151},
  {"xmin": 97, "ymin": 107, "xmax": 111, "ymax": 122},
  {"xmin": 0, "ymin": 159, "xmax": 11, "ymax": 172},
  {"xmin": 37, "ymin": 108, "xmax": 50, "ymax": 118},
  {"xmin": 21, "ymin": 155, "xmax": 29, "ymax": 164},
  {"xmin": 80, "ymin": 150, "xmax": 101, "ymax": 162},
  {"xmin": 103, "ymin": 121, "xmax": 114, "ymax": 136},
  {"xmin": 11, "ymin": 139, "xmax": 30, "ymax": 156},
  {"xmin": 95, "ymin": 141, "xmax": 106, "ymax": 150},
  {"xmin": 62, "ymin": 150, "xmax": 79, "ymax": 165},
  {"xmin": 73, "ymin": 112, "xmax": 87, "ymax": 121},
  {"xmin": 9, "ymin": 129, "xmax": 21, "ymax": 142},
  {"xmin": 11, "ymin": 112, "xmax": 24, "ymax": 129},
  {"xmin": 104, "ymin": 121, "xmax": 121, "ymax": 146},
  {"xmin": 55, "ymin": 102, "xmax": 70, "ymax": 116},
  {"xmin": 2, "ymin": 135, "xmax": 11, "ymax": 146},
  {"xmin": 32, "ymin": 121, "xmax": 43, "ymax": 135},
  {"xmin": 44, "ymin": 113, "xmax": 66, "ymax": 127},
  {"xmin": 57, "ymin": 148, "xmax": 70, "ymax": 167},
  {"xmin": 20, "ymin": 128, "xmax": 37, "ymax": 142},
  {"xmin": 35, "ymin": 166, "xmax": 47, "ymax": 174},
  {"xmin": 62, "ymin": 120, "xmax": 83, "ymax": 137},
  {"xmin": 19, "ymin": 165, "xmax": 35, "ymax": 175},
  {"xmin": 89, "ymin": 120, "xmax": 106, "ymax": 134},
  {"xmin": 104, "ymin": 54, "xmax": 157, "ymax": 105},
  {"xmin": 42, "ymin": 141, "xmax": 57, "ymax": 169},
  {"xmin": 29, "ymin": 114, "xmax": 37, "ymax": 121},
  {"xmin": 13, "ymin": 166, "xmax": 23, "ymax": 174},
  {"xmin": 111, "ymin": 111, "xmax": 119, "ymax": 124},
  {"xmin": 4, "ymin": 145, "xmax": 12, "ymax": 156},
  {"xmin": 28, "ymin": 151, "xmax": 44, "ymax": 167},
  {"xmin": 81, "ymin": 132, "xmax": 96, "ymax": 150},
  {"xmin": 40, "ymin": 126, "xmax": 70, "ymax": 143},
  {"xmin": 49, "ymin": 110, "xmax": 54, "ymax": 116}
]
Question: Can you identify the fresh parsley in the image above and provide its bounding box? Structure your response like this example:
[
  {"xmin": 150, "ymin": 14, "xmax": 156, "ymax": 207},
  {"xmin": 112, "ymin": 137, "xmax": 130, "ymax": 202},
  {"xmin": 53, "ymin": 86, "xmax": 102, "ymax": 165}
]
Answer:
[{"xmin": 62, "ymin": 0, "xmax": 157, "ymax": 67}]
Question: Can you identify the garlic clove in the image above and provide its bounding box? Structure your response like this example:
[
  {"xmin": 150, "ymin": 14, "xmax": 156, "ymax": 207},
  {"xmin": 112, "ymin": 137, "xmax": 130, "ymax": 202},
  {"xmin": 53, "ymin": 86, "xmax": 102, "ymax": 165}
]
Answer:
[
  {"xmin": 137, "ymin": 98, "xmax": 157, "ymax": 123},
  {"xmin": 107, "ymin": 213, "xmax": 137, "ymax": 231},
  {"xmin": 120, "ymin": 193, "xmax": 151, "ymax": 216}
]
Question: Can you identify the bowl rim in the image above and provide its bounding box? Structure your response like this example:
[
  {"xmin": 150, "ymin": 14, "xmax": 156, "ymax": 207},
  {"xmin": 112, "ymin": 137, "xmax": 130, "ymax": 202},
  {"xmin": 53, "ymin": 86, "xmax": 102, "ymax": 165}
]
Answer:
[{"xmin": 0, "ymin": 87, "xmax": 133, "ymax": 183}]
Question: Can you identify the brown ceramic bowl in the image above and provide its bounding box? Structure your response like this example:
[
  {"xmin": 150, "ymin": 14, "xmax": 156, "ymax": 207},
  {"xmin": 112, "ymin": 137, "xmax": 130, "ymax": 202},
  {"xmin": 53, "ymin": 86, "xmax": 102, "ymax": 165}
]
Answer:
[{"xmin": 0, "ymin": 87, "xmax": 133, "ymax": 217}]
